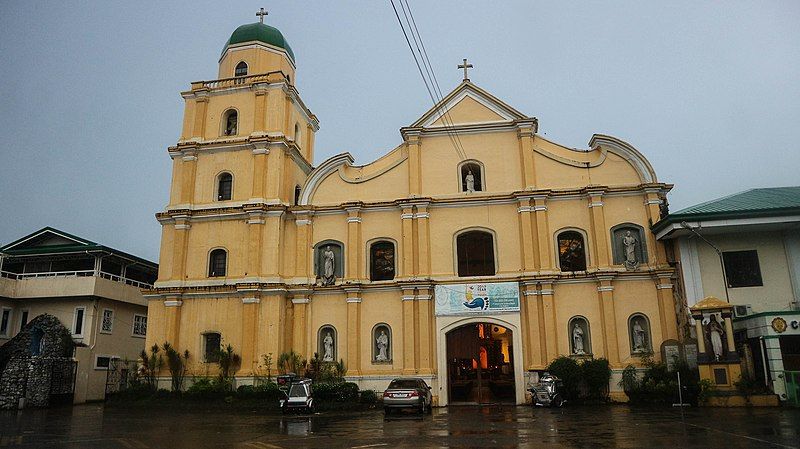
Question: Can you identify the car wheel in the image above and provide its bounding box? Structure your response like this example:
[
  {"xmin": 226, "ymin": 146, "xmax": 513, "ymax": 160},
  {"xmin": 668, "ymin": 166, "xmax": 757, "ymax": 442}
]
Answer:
[
  {"xmin": 419, "ymin": 400, "xmax": 425, "ymax": 415},
  {"xmin": 426, "ymin": 400, "xmax": 433, "ymax": 414},
  {"xmin": 384, "ymin": 407, "xmax": 392, "ymax": 416}
]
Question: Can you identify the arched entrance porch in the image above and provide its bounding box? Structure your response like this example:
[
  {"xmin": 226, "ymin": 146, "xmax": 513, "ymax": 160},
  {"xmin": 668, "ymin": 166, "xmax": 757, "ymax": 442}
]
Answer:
[{"xmin": 436, "ymin": 315, "xmax": 525, "ymax": 406}]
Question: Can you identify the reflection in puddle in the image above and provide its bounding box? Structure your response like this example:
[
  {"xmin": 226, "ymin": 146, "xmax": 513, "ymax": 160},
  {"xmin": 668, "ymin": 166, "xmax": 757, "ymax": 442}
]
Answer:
[{"xmin": 279, "ymin": 416, "xmax": 313, "ymax": 436}]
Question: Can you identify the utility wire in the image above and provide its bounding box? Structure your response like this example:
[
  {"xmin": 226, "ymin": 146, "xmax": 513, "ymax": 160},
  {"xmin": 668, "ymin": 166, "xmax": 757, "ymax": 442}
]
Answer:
[{"xmin": 390, "ymin": 0, "xmax": 467, "ymax": 161}]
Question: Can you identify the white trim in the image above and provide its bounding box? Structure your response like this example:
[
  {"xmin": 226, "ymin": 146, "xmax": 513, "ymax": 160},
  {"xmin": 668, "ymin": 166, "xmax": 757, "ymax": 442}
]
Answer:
[
  {"xmin": 298, "ymin": 153, "xmax": 354, "ymax": 206},
  {"xmin": 414, "ymin": 213, "xmax": 430, "ymax": 219},
  {"xmin": 588, "ymin": 201, "xmax": 605, "ymax": 208},
  {"xmin": 656, "ymin": 284, "xmax": 674, "ymax": 290},
  {"xmin": 517, "ymin": 206, "xmax": 532, "ymax": 213},
  {"xmin": 346, "ymin": 217, "xmax": 362, "ymax": 223},
  {"xmin": 220, "ymin": 41, "xmax": 296, "ymax": 69},
  {"xmin": 164, "ymin": 300, "xmax": 183, "ymax": 307},
  {"xmin": 401, "ymin": 213, "xmax": 414, "ymax": 220},
  {"xmin": 291, "ymin": 297, "xmax": 310, "ymax": 304},
  {"xmin": 100, "ymin": 308, "xmax": 114, "ymax": 334},
  {"xmin": 597, "ymin": 286, "xmax": 615, "ymax": 292},
  {"xmin": 678, "ymin": 238, "xmax": 704, "ymax": 309},
  {"xmin": 540, "ymin": 289, "xmax": 554, "ymax": 296},
  {"xmin": 346, "ymin": 297, "xmax": 362, "ymax": 303},
  {"xmin": 241, "ymin": 297, "xmax": 261, "ymax": 304},
  {"xmin": 251, "ymin": 148, "xmax": 270, "ymax": 155},
  {"xmin": 401, "ymin": 295, "xmax": 416, "ymax": 302},
  {"xmin": 532, "ymin": 205, "xmax": 548, "ymax": 212},
  {"xmin": 295, "ymin": 218, "xmax": 312, "ymax": 226},
  {"xmin": 656, "ymin": 215, "xmax": 800, "ymax": 240},
  {"xmin": 3, "ymin": 228, "xmax": 91, "ymax": 251},
  {"xmin": 72, "ymin": 307, "xmax": 86, "ymax": 338},
  {"xmin": 588, "ymin": 134, "xmax": 657, "ymax": 184},
  {"xmin": 418, "ymin": 87, "xmax": 521, "ymax": 128},
  {"xmin": 416, "ymin": 294, "xmax": 432, "ymax": 301}
]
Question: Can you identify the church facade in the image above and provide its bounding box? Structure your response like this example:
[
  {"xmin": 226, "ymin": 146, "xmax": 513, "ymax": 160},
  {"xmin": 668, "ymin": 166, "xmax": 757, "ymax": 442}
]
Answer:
[{"xmin": 145, "ymin": 20, "xmax": 679, "ymax": 404}]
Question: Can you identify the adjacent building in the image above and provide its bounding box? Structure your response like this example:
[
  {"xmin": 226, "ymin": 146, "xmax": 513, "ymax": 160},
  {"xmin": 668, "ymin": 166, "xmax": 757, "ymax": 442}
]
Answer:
[
  {"xmin": 654, "ymin": 187, "xmax": 800, "ymax": 401},
  {"xmin": 0, "ymin": 227, "xmax": 158, "ymax": 403},
  {"xmin": 145, "ymin": 19, "xmax": 680, "ymax": 404}
]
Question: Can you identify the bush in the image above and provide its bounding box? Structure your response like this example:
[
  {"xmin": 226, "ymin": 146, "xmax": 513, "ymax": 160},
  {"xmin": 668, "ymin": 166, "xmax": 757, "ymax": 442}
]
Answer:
[
  {"xmin": 358, "ymin": 390, "xmax": 378, "ymax": 404},
  {"xmin": 620, "ymin": 356, "xmax": 700, "ymax": 405},
  {"xmin": 546, "ymin": 356, "xmax": 583, "ymax": 401},
  {"xmin": 314, "ymin": 382, "xmax": 359, "ymax": 402},
  {"xmin": 236, "ymin": 382, "xmax": 284, "ymax": 400},
  {"xmin": 582, "ymin": 358, "xmax": 611, "ymax": 401}
]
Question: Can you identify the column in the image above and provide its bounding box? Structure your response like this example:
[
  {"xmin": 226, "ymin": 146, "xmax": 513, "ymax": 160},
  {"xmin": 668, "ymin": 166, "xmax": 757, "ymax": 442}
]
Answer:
[
  {"xmin": 416, "ymin": 287, "xmax": 433, "ymax": 374},
  {"xmin": 164, "ymin": 297, "xmax": 183, "ymax": 348},
  {"xmin": 291, "ymin": 295, "xmax": 310, "ymax": 358},
  {"xmin": 263, "ymin": 211, "xmax": 283, "ymax": 276},
  {"xmin": 190, "ymin": 90, "xmax": 209, "ymax": 140},
  {"xmin": 401, "ymin": 206, "xmax": 415, "ymax": 279},
  {"xmin": 345, "ymin": 205, "xmax": 362, "ymax": 280},
  {"xmin": 597, "ymin": 277, "xmax": 620, "ymax": 366},
  {"xmin": 692, "ymin": 312, "xmax": 707, "ymax": 356},
  {"xmin": 644, "ymin": 188, "xmax": 667, "ymax": 264},
  {"xmin": 262, "ymin": 294, "xmax": 285, "ymax": 369},
  {"xmin": 171, "ymin": 217, "xmax": 190, "ymax": 280},
  {"xmin": 540, "ymin": 282, "xmax": 558, "ymax": 364},
  {"xmin": 295, "ymin": 212, "xmax": 312, "ymax": 280},
  {"xmin": 345, "ymin": 288, "xmax": 362, "ymax": 375},
  {"xmin": 245, "ymin": 211, "xmax": 265, "ymax": 278},
  {"xmin": 517, "ymin": 123, "xmax": 537, "ymax": 189},
  {"xmin": 517, "ymin": 197, "xmax": 536, "ymax": 272},
  {"xmin": 406, "ymin": 132, "xmax": 422, "ymax": 196},
  {"xmin": 252, "ymin": 84, "xmax": 268, "ymax": 133},
  {"xmin": 588, "ymin": 189, "xmax": 611, "ymax": 269},
  {"xmin": 522, "ymin": 283, "xmax": 543, "ymax": 369},
  {"xmin": 415, "ymin": 203, "xmax": 431, "ymax": 276},
  {"xmin": 178, "ymin": 151, "xmax": 198, "ymax": 205},
  {"xmin": 402, "ymin": 288, "xmax": 416, "ymax": 374},
  {"xmin": 533, "ymin": 195, "xmax": 552, "ymax": 270},
  {"xmin": 250, "ymin": 144, "xmax": 269, "ymax": 201},
  {"xmin": 240, "ymin": 294, "xmax": 261, "ymax": 375},
  {"xmin": 655, "ymin": 275, "xmax": 679, "ymax": 341},
  {"xmin": 265, "ymin": 146, "xmax": 285, "ymax": 201},
  {"xmin": 722, "ymin": 311, "xmax": 736, "ymax": 354}
]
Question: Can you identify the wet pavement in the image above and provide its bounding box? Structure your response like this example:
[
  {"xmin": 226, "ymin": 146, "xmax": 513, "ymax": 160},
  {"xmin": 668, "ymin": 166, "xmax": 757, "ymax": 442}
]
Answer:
[{"xmin": 0, "ymin": 404, "xmax": 798, "ymax": 448}]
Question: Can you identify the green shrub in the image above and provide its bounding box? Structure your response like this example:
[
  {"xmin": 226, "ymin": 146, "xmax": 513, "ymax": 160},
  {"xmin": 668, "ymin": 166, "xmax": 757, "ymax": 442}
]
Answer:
[
  {"xmin": 581, "ymin": 358, "xmax": 611, "ymax": 401},
  {"xmin": 358, "ymin": 390, "xmax": 378, "ymax": 404},
  {"xmin": 236, "ymin": 382, "xmax": 283, "ymax": 400},
  {"xmin": 546, "ymin": 356, "xmax": 583, "ymax": 401},
  {"xmin": 314, "ymin": 381, "xmax": 359, "ymax": 402},
  {"xmin": 620, "ymin": 356, "xmax": 701, "ymax": 405}
]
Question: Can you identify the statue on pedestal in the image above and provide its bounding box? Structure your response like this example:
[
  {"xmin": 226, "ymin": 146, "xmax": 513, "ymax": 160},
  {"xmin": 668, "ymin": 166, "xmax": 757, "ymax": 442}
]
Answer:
[
  {"xmin": 322, "ymin": 245, "xmax": 336, "ymax": 286},
  {"xmin": 323, "ymin": 331, "xmax": 334, "ymax": 362},
  {"xmin": 623, "ymin": 230, "xmax": 639, "ymax": 270},
  {"xmin": 465, "ymin": 170, "xmax": 475, "ymax": 193},
  {"xmin": 375, "ymin": 330, "xmax": 389, "ymax": 361},
  {"xmin": 632, "ymin": 319, "xmax": 647, "ymax": 352},
  {"xmin": 707, "ymin": 315, "xmax": 725, "ymax": 361},
  {"xmin": 572, "ymin": 322, "xmax": 585, "ymax": 355}
]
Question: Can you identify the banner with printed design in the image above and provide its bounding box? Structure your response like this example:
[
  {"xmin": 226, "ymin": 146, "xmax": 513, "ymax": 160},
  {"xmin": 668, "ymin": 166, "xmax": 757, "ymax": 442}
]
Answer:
[{"xmin": 434, "ymin": 282, "xmax": 520, "ymax": 316}]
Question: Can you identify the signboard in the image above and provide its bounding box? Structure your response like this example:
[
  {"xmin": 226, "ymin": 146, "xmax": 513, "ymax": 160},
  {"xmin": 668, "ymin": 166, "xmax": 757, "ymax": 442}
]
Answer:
[
  {"xmin": 684, "ymin": 343, "xmax": 698, "ymax": 370},
  {"xmin": 434, "ymin": 282, "xmax": 520, "ymax": 316},
  {"xmin": 661, "ymin": 339, "xmax": 681, "ymax": 372}
]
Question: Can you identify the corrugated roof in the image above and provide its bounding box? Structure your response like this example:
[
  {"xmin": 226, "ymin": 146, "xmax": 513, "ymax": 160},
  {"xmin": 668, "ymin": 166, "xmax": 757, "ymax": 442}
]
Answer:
[{"xmin": 672, "ymin": 186, "xmax": 800, "ymax": 215}]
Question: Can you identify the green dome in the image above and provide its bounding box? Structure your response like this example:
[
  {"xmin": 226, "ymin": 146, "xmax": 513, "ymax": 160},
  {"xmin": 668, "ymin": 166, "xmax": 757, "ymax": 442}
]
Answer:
[{"xmin": 222, "ymin": 22, "xmax": 295, "ymax": 63}]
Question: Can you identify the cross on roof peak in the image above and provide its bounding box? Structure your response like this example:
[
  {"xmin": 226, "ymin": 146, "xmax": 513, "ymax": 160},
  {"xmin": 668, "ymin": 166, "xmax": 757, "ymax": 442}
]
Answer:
[
  {"xmin": 458, "ymin": 58, "xmax": 473, "ymax": 82},
  {"xmin": 256, "ymin": 8, "xmax": 268, "ymax": 24}
]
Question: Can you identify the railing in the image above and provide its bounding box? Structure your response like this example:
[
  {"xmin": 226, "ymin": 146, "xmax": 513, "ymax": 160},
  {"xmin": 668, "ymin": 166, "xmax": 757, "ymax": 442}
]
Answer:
[
  {"xmin": 0, "ymin": 270, "xmax": 153, "ymax": 289},
  {"xmin": 782, "ymin": 371, "xmax": 800, "ymax": 407},
  {"xmin": 195, "ymin": 73, "xmax": 277, "ymax": 90}
]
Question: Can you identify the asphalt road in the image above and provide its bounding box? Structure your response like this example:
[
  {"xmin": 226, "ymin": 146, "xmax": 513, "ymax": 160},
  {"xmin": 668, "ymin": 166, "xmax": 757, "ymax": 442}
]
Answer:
[{"xmin": 0, "ymin": 404, "xmax": 798, "ymax": 448}]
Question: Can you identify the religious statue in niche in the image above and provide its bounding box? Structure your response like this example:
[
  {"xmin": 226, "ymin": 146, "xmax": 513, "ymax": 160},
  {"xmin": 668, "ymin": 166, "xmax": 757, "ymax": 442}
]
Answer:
[
  {"xmin": 322, "ymin": 331, "xmax": 334, "ymax": 362},
  {"xmin": 623, "ymin": 230, "xmax": 640, "ymax": 270},
  {"xmin": 225, "ymin": 113, "xmax": 237, "ymax": 136},
  {"xmin": 706, "ymin": 314, "xmax": 725, "ymax": 361},
  {"xmin": 632, "ymin": 318, "xmax": 648, "ymax": 352},
  {"xmin": 375, "ymin": 329, "xmax": 389, "ymax": 362},
  {"xmin": 465, "ymin": 170, "xmax": 476, "ymax": 193},
  {"xmin": 322, "ymin": 245, "xmax": 336, "ymax": 286},
  {"xmin": 371, "ymin": 245, "xmax": 395, "ymax": 281},
  {"xmin": 572, "ymin": 322, "xmax": 585, "ymax": 355}
]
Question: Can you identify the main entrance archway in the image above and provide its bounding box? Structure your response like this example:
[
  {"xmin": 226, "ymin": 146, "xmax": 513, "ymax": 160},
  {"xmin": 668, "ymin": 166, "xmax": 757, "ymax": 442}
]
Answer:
[{"xmin": 446, "ymin": 322, "xmax": 515, "ymax": 404}]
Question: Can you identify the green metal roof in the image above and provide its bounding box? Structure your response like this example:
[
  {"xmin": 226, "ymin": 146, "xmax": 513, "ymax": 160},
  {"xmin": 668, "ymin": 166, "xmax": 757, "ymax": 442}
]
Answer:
[
  {"xmin": 0, "ymin": 227, "xmax": 157, "ymax": 269},
  {"xmin": 653, "ymin": 186, "xmax": 800, "ymax": 233},
  {"xmin": 222, "ymin": 22, "xmax": 295, "ymax": 63}
]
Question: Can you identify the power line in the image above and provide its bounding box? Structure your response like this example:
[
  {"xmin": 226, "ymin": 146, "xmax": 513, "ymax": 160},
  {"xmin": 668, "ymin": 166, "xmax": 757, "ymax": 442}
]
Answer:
[{"xmin": 389, "ymin": 0, "xmax": 467, "ymax": 161}]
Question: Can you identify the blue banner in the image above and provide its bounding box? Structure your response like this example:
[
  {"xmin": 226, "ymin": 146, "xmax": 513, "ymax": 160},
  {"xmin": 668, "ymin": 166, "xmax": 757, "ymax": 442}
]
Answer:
[{"xmin": 434, "ymin": 282, "xmax": 520, "ymax": 316}]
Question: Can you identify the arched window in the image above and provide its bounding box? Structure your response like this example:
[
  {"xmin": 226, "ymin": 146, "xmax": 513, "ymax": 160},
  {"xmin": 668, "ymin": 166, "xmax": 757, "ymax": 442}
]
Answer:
[
  {"xmin": 372, "ymin": 323, "xmax": 392, "ymax": 362},
  {"xmin": 456, "ymin": 229, "xmax": 495, "ymax": 276},
  {"xmin": 203, "ymin": 332, "xmax": 221, "ymax": 362},
  {"xmin": 314, "ymin": 241, "xmax": 344, "ymax": 285},
  {"xmin": 294, "ymin": 185, "xmax": 301, "ymax": 206},
  {"xmin": 628, "ymin": 314, "xmax": 652, "ymax": 354},
  {"xmin": 459, "ymin": 161, "xmax": 483, "ymax": 192},
  {"xmin": 217, "ymin": 172, "xmax": 233, "ymax": 201},
  {"xmin": 223, "ymin": 109, "xmax": 238, "ymax": 136},
  {"xmin": 294, "ymin": 123, "xmax": 301, "ymax": 145},
  {"xmin": 557, "ymin": 230, "xmax": 587, "ymax": 272},
  {"xmin": 568, "ymin": 316, "xmax": 591, "ymax": 355},
  {"xmin": 369, "ymin": 240, "xmax": 396, "ymax": 281},
  {"xmin": 208, "ymin": 249, "xmax": 227, "ymax": 277},
  {"xmin": 234, "ymin": 61, "xmax": 248, "ymax": 77},
  {"xmin": 318, "ymin": 325, "xmax": 337, "ymax": 362},
  {"xmin": 610, "ymin": 223, "xmax": 648, "ymax": 269}
]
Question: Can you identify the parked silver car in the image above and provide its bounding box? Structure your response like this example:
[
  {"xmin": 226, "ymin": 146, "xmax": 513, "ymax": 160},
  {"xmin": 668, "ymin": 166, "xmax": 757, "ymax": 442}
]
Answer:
[
  {"xmin": 280, "ymin": 379, "xmax": 315, "ymax": 414},
  {"xmin": 382, "ymin": 378, "xmax": 432, "ymax": 415}
]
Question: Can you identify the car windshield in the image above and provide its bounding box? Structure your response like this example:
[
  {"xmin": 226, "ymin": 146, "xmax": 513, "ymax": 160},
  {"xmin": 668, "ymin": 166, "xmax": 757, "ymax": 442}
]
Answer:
[
  {"xmin": 289, "ymin": 384, "xmax": 307, "ymax": 398},
  {"xmin": 388, "ymin": 379, "xmax": 419, "ymax": 389}
]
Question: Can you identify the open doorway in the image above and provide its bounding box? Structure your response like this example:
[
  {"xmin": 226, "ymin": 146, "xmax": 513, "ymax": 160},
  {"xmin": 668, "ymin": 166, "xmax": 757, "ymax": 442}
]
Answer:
[{"xmin": 446, "ymin": 322, "xmax": 515, "ymax": 404}]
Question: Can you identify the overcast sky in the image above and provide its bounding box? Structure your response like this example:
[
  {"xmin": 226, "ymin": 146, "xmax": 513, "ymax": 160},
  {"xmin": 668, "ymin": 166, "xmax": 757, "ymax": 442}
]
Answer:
[{"xmin": 1, "ymin": 1, "xmax": 798, "ymax": 262}]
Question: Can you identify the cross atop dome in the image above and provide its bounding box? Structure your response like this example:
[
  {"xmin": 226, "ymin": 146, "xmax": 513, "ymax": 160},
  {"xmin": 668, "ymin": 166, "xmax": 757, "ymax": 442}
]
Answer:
[
  {"xmin": 458, "ymin": 58, "xmax": 473, "ymax": 82},
  {"xmin": 256, "ymin": 7, "xmax": 268, "ymax": 24}
]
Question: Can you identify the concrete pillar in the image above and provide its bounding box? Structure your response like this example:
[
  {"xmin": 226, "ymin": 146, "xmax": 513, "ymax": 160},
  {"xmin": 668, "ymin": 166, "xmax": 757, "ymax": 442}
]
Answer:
[
  {"xmin": 250, "ymin": 145, "xmax": 269, "ymax": 201},
  {"xmin": 252, "ymin": 84, "xmax": 268, "ymax": 133},
  {"xmin": 402, "ymin": 288, "xmax": 416, "ymax": 374},
  {"xmin": 533, "ymin": 195, "xmax": 552, "ymax": 270},
  {"xmin": 240, "ymin": 295, "xmax": 261, "ymax": 375},
  {"xmin": 345, "ymin": 288, "xmax": 362, "ymax": 375},
  {"xmin": 540, "ymin": 282, "xmax": 557, "ymax": 364},
  {"xmin": 415, "ymin": 204, "xmax": 431, "ymax": 276},
  {"xmin": 245, "ymin": 211, "xmax": 265, "ymax": 278},
  {"xmin": 643, "ymin": 188, "xmax": 668, "ymax": 265},
  {"xmin": 164, "ymin": 298, "xmax": 183, "ymax": 349},
  {"xmin": 178, "ymin": 151, "xmax": 198, "ymax": 205},
  {"xmin": 401, "ymin": 207, "xmax": 415, "ymax": 279},
  {"xmin": 692, "ymin": 313, "xmax": 707, "ymax": 355},
  {"xmin": 522, "ymin": 283, "xmax": 543, "ymax": 369},
  {"xmin": 655, "ymin": 275, "xmax": 679, "ymax": 341},
  {"xmin": 517, "ymin": 197, "xmax": 536, "ymax": 272},
  {"xmin": 722, "ymin": 313, "xmax": 736, "ymax": 353},
  {"xmin": 588, "ymin": 190, "xmax": 610, "ymax": 269},
  {"xmin": 291, "ymin": 296, "xmax": 310, "ymax": 358},
  {"xmin": 191, "ymin": 91, "xmax": 209, "ymax": 140},
  {"xmin": 597, "ymin": 277, "xmax": 620, "ymax": 366},
  {"xmin": 171, "ymin": 218, "xmax": 190, "ymax": 280},
  {"xmin": 517, "ymin": 123, "xmax": 537, "ymax": 189},
  {"xmin": 265, "ymin": 147, "xmax": 285, "ymax": 201},
  {"xmin": 416, "ymin": 287, "xmax": 433, "ymax": 374},
  {"xmin": 345, "ymin": 206, "xmax": 362, "ymax": 280},
  {"xmin": 295, "ymin": 213, "xmax": 312, "ymax": 280},
  {"xmin": 406, "ymin": 132, "xmax": 422, "ymax": 195}
]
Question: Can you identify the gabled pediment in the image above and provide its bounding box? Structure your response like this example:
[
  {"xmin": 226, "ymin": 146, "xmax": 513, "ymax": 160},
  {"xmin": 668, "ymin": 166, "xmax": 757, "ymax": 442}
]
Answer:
[
  {"xmin": 1, "ymin": 227, "xmax": 95, "ymax": 252},
  {"xmin": 410, "ymin": 82, "xmax": 529, "ymax": 128}
]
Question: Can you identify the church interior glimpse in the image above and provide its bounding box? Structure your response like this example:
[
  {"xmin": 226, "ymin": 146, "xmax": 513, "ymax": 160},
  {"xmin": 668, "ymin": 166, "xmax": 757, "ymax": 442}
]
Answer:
[{"xmin": 446, "ymin": 323, "xmax": 515, "ymax": 404}]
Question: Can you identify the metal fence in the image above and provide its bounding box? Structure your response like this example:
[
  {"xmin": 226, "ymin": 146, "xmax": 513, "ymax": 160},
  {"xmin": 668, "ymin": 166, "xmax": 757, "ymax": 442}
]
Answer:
[{"xmin": 782, "ymin": 371, "xmax": 800, "ymax": 407}]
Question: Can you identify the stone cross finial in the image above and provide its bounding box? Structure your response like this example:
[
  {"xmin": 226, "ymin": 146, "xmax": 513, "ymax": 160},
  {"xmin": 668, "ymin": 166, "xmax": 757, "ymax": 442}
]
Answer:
[
  {"xmin": 458, "ymin": 58, "xmax": 473, "ymax": 82},
  {"xmin": 256, "ymin": 8, "xmax": 269, "ymax": 24}
]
